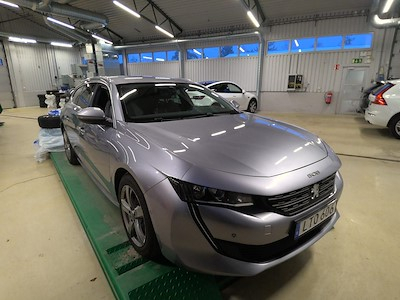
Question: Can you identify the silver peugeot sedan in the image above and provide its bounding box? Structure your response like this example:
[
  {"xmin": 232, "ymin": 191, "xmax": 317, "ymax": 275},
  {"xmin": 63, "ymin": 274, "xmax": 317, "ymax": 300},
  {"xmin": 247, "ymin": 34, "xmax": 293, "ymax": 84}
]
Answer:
[{"xmin": 60, "ymin": 76, "xmax": 343, "ymax": 276}]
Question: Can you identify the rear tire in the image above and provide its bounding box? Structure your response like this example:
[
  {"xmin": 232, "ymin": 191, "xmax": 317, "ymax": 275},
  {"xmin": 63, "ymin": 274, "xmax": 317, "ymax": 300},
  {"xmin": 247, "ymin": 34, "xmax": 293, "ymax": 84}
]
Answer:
[
  {"xmin": 247, "ymin": 99, "xmax": 257, "ymax": 113},
  {"xmin": 118, "ymin": 174, "xmax": 160, "ymax": 259},
  {"xmin": 389, "ymin": 115, "xmax": 400, "ymax": 139}
]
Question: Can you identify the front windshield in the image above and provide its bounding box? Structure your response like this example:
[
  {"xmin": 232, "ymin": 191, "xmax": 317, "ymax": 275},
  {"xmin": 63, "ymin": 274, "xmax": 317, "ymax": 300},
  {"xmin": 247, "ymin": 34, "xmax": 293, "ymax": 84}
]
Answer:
[{"xmin": 117, "ymin": 83, "xmax": 238, "ymax": 123}]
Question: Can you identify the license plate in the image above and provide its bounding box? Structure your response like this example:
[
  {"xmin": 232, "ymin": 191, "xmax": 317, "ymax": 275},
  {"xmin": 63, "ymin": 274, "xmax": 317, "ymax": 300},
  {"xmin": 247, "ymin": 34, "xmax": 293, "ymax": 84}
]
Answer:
[{"xmin": 295, "ymin": 200, "xmax": 337, "ymax": 239}]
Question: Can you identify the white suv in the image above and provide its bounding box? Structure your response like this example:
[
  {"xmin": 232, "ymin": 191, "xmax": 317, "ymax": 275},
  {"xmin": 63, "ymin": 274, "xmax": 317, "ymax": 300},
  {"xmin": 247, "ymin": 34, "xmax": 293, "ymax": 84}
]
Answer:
[{"xmin": 365, "ymin": 79, "xmax": 400, "ymax": 138}]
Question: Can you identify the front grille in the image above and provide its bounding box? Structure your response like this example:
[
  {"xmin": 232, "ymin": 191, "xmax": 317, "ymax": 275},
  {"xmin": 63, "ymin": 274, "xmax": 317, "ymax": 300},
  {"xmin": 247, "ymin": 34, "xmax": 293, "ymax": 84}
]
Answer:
[{"xmin": 261, "ymin": 173, "xmax": 336, "ymax": 216}]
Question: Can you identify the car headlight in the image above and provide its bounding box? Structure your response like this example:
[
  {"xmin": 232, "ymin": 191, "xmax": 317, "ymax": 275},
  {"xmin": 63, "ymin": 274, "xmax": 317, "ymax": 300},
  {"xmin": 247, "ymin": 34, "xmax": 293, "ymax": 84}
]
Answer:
[{"xmin": 168, "ymin": 177, "xmax": 254, "ymax": 207}]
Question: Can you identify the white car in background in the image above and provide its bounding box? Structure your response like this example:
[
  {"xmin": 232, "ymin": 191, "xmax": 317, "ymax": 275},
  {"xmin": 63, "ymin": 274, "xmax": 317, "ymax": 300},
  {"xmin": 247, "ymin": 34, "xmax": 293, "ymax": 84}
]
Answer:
[
  {"xmin": 199, "ymin": 80, "xmax": 258, "ymax": 113},
  {"xmin": 365, "ymin": 79, "xmax": 400, "ymax": 138}
]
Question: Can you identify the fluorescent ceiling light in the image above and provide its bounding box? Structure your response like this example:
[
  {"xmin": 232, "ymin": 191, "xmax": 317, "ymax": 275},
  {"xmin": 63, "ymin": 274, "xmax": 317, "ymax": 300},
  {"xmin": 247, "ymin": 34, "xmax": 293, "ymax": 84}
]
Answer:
[
  {"xmin": 92, "ymin": 34, "xmax": 113, "ymax": 45},
  {"xmin": 0, "ymin": 0, "xmax": 19, "ymax": 8},
  {"xmin": 382, "ymin": 0, "xmax": 394, "ymax": 13},
  {"xmin": 247, "ymin": 11, "xmax": 260, "ymax": 28},
  {"xmin": 239, "ymin": 46, "xmax": 245, "ymax": 52},
  {"xmin": 142, "ymin": 56, "xmax": 152, "ymax": 60},
  {"xmin": 294, "ymin": 39, "xmax": 299, "ymax": 47},
  {"xmin": 193, "ymin": 49, "xmax": 201, "ymax": 55},
  {"xmin": 155, "ymin": 25, "xmax": 174, "ymax": 38},
  {"xmin": 9, "ymin": 36, "xmax": 36, "ymax": 44},
  {"xmin": 51, "ymin": 42, "xmax": 73, "ymax": 48},
  {"xmin": 47, "ymin": 17, "xmax": 75, "ymax": 30},
  {"xmin": 113, "ymin": 1, "xmax": 140, "ymax": 18},
  {"xmin": 155, "ymin": 58, "xmax": 165, "ymax": 61}
]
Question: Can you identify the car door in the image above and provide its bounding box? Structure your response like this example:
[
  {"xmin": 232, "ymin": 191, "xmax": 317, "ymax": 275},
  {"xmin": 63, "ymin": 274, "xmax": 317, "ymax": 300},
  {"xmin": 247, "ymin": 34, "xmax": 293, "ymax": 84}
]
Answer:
[
  {"xmin": 212, "ymin": 82, "xmax": 246, "ymax": 110},
  {"xmin": 63, "ymin": 83, "xmax": 95, "ymax": 164},
  {"xmin": 78, "ymin": 83, "xmax": 115, "ymax": 194}
]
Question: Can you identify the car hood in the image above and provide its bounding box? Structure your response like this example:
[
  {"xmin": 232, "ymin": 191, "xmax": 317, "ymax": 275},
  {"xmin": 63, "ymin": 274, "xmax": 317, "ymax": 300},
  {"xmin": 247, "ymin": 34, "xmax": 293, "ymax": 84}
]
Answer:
[{"xmin": 130, "ymin": 113, "xmax": 327, "ymax": 177}]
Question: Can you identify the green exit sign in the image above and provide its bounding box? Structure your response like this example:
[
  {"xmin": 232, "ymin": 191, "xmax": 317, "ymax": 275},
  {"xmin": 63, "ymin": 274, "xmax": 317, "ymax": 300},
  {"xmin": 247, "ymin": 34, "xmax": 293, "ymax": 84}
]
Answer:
[{"xmin": 352, "ymin": 58, "xmax": 363, "ymax": 64}]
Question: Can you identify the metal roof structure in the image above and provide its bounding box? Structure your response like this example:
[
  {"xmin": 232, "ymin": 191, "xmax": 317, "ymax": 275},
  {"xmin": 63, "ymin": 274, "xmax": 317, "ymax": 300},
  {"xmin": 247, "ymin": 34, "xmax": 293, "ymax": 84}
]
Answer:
[{"xmin": 0, "ymin": 0, "xmax": 382, "ymax": 45}]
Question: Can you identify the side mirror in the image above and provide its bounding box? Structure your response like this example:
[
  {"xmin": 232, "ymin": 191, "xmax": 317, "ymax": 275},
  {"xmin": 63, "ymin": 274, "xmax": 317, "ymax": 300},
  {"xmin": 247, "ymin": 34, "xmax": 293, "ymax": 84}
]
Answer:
[
  {"xmin": 230, "ymin": 100, "xmax": 240, "ymax": 109},
  {"xmin": 77, "ymin": 107, "xmax": 111, "ymax": 125}
]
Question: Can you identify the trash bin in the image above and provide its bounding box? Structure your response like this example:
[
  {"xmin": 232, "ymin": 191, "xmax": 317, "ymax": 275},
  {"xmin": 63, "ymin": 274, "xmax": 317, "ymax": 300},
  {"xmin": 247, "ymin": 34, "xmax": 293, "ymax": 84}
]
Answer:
[{"xmin": 37, "ymin": 94, "xmax": 46, "ymax": 108}]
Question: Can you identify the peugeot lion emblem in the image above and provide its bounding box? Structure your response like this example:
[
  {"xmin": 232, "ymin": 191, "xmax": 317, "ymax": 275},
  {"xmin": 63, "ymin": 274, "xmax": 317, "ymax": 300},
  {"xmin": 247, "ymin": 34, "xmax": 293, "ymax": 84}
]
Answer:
[{"xmin": 311, "ymin": 183, "xmax": 320, "ymax": 200}]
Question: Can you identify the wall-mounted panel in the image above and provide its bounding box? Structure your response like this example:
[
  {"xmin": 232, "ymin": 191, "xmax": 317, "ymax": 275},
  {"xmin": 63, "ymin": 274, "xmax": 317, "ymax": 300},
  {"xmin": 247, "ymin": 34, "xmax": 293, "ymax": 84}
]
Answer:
[{"xmin": 127, "ymin": 62, "xmax": 180, "ymax": 78}]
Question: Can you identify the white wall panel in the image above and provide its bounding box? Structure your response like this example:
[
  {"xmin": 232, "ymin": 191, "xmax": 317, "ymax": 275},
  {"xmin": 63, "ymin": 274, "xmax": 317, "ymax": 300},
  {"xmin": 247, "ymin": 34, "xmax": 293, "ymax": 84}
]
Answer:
[
  {"xmin": 0, "ymin": 41, "xmax": 14, "ymax": 108},
  {"xmin": 127, "ymin": 62, "xmax": 180, "ymax": 78},
  {"xmin": 185, "ymin": 57, "xmax": 258, "ymax": 91},
  {"xmin": 5, "ymin": 42, "xmax": 81, "ymax": 107}
]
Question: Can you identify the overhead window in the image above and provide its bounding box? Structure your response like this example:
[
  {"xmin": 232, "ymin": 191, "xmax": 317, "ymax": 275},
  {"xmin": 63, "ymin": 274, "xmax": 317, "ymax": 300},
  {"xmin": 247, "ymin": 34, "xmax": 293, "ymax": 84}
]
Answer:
[
  {"xmin": 187, "ymin": 48, "xmax": 203, "ymax": 60},
  {"xmin": 203, "ymin": 47, "xmax": 220, "ymax": 59},
  {"xmin": 239, "ymin": 43, "xmax": 259, "ymax": 56},
  {"xmin": 220, "ymin": 45, "xmax": 238, "ymax": 58},
  {"xmin": 316, "ymin": 35, "xmax": 343, "ymax": 51},
  {"xmin": 291, "ymin": 38, "xmax": 315, "ymax": 53},
  {"xmin": 344, "ymin": 33, "xmax": 373, "ymax": 49},
  {"xmin": 140, "ymin": 52, "xmax": 153, "ymax": 63},
  {"xmin": 154, "ymin": 51, "xmax": 166, "ymax": 62},
  {"xmin": 118, "ymin": 54, "xmax": 123, "ymax": 64},
  {"xmin": 127, "ymin": 53, "xmax": 139, "ymax": 63},
  {"xmin": 267, "ymin": 40, "xmax": 290, "ymax": 54},
  {"xmin": 167, "ymin": 50, "xmax": 179, "ymax": 61}
]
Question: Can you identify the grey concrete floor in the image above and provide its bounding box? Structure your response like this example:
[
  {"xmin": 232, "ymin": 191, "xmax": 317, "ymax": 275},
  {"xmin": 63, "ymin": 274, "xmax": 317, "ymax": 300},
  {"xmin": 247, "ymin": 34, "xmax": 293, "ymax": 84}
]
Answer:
[{"xmin": 0, "ymin": 108, "xmax": 399, "ymax": 299}]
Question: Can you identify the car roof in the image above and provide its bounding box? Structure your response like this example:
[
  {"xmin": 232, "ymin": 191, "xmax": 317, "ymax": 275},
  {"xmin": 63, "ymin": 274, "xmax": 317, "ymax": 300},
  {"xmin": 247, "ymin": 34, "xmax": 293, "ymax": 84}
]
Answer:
[
  {"xmin": 88, "ymin": 75, "xmax": 194, "ymax": 85},
  {"xmin": 388, "ymin": 78, "xmax": 400, "ymax": 84},
  {"xmin": 198, "ymin": 80, "xmax": 237, "ymax": 86}
]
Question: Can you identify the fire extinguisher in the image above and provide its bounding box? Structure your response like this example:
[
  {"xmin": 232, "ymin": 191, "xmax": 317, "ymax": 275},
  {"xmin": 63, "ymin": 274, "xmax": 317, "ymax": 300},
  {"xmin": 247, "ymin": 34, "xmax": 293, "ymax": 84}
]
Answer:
[{"xmin": 325, "ymin": 91, "xmax": 333, "ymax": 104}]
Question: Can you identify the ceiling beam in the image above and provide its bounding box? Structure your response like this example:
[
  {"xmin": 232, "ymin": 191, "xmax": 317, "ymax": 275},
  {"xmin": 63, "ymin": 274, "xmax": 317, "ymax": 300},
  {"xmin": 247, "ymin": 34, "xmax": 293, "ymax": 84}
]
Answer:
[
  {"xmin": 131, "ymin": 0, "xmax": 182, "ymax": 36},
  {"xmin": 240, "ymin": 0, "xmax": 266, "ymax": 25}
]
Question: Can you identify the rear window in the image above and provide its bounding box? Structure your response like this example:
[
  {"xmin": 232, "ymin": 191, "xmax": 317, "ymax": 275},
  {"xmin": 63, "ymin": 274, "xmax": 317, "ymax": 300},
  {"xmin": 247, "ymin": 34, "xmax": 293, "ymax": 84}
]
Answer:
[{"xmin": 372, "ymin": 83, "xmax": 394, "ymax": 95}]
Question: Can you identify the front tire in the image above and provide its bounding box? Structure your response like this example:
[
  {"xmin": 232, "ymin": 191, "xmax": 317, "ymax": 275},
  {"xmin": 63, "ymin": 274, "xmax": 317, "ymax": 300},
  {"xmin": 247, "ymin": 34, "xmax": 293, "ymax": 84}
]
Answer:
[
  {"xmin": 118, "ymin": 174, "xmax": 160, "ymax": 259},
  {"xmin": 63, "ymin": 130, "xmax": 79, "ymax": 165},
  {"xmin": 247, "ymin": 98, "xmax": 258, "ymax": 113},
  {"xmin": 389, "ymin": 115, "xmax": 400, "ymax": 139}
]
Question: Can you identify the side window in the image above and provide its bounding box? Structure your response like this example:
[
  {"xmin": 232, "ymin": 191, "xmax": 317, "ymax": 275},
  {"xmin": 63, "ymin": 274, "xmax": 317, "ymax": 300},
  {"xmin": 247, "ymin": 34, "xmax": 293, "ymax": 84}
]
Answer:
[
  {"xmin": 226, "ymin": 84, "xmax": 242, "ymax": 93},
  {"xmin": 212, "ymin": 84, "xmax": 228, "ymax": 93},
  {"xmin": 72, "ymin": 85, "xmax": 92, "ymax": 109},
  {"xmin": 91, "ymin": 84, "xmax": 112, "ymax": 119}
]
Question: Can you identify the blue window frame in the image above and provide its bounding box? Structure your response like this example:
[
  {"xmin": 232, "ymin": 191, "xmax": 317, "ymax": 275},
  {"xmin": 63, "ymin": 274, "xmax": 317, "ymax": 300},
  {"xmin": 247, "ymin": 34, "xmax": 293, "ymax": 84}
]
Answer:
[
  {"xmin": 220, "ymin": 45, "xmax": 238, "ymax": 58},
  {"xmin": 118, "ymin": 54, "xmax": 123, "ymax": 64},
  {"xmin": 267, "ymin": 40, "xmax": 290, "ymax": 54},
  {"xmin": 239, "ymin": 43, "xmax": 259, "ymax": 56},
  {"xmin": 203, "ymin": 47, "xmax": 219, "ymax": 59},
  {"xmin": 140, "ymin": 52, "xmax": 153, "ymax": 63},
  {"xmin": 291, "ymin": 37, "xmax": 315, "ymax": 53},
  {"xmin": 344, "ymin": 33, "xmax": 373, "ymax": 49},
  {"xmin": 167, "ymin": 50, "xmax": 179, "ymax": 61},
  {"xmin": 187, "ymin": 48, "xmax": 202, "ymax": 60},
  {"xmin": 316, "ymin": 35, "xmax": 343, "ymax": 51},
  {"xmin": 154, "ymin": 51, "xmax": 166, "ymax": 62},
  {"xmin": 127, "ymin": 53, "xmax": 139, "ymax": 63}
]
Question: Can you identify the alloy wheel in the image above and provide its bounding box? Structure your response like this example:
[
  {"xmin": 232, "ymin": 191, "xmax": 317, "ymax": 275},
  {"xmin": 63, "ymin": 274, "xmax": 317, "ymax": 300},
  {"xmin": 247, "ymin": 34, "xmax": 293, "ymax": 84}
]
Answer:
[{"xmin": 120, "ymin": 184, "xmax": 146, "ymax": 247}]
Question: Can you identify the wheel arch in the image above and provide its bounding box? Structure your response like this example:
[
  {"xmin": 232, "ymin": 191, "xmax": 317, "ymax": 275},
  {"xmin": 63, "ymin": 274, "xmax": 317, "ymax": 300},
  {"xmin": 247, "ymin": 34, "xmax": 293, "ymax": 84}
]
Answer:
[{"xmin": 387, "ymin": 112, "xmax": 400, "ymax": 127}]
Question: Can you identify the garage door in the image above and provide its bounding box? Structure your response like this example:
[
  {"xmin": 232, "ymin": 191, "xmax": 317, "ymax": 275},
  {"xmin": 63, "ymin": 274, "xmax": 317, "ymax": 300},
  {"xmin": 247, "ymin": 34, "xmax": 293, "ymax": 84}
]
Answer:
[
  {"xmin": 389, "ymin": 28, "xmax": 400, "ymax": 79},
  {"xmin": 0, "ymin": 42, "xmax": 14, "ymax": 109}
]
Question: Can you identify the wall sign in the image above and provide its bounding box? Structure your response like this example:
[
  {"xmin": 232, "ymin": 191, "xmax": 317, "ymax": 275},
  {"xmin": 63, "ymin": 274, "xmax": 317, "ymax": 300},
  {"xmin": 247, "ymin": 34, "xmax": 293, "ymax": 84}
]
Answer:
[{"xmin": 352, "ymin": 58, "xmax": 363, "ymax": 64}]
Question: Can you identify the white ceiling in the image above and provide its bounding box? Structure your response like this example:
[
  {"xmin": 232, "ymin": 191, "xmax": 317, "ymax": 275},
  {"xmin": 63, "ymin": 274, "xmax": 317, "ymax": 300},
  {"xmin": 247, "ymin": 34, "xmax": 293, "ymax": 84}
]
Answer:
[{"xmin": 0, "ymin": 0, "xmax": 375, "ymax": 45}]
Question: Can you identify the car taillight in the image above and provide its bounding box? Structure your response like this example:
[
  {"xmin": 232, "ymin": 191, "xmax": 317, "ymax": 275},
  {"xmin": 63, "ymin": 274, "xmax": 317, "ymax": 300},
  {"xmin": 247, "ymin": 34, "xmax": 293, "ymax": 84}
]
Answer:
[{"xmin": 372, "ymin": 84, "xmax": 393, "ymax": 105}]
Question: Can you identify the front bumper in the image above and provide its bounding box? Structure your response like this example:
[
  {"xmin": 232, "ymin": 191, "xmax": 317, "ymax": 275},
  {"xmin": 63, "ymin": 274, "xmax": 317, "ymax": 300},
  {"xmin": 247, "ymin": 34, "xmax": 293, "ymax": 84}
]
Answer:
[{"xmin": 145, "ymin": 172, "xmax": 343, "ymax": 276}]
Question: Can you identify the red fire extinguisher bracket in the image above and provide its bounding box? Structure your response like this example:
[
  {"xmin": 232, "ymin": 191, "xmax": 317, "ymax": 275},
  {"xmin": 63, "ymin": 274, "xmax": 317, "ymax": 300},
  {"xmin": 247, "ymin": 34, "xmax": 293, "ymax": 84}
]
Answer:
[{"xmin": 325, "ymin": 91, "xmax": 333, "ymax": 104}]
